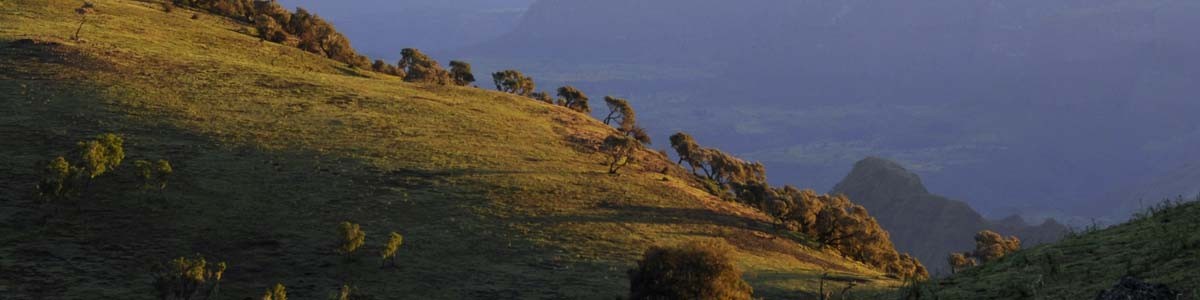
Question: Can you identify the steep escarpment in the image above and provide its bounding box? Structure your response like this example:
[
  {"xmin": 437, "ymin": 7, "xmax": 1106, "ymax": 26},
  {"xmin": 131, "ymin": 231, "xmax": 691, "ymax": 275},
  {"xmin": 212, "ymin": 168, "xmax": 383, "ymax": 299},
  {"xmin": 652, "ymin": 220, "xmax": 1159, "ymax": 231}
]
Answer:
[{"xmin": 831, "ymin": 157, "xmax": 1067, "ymax": 274}]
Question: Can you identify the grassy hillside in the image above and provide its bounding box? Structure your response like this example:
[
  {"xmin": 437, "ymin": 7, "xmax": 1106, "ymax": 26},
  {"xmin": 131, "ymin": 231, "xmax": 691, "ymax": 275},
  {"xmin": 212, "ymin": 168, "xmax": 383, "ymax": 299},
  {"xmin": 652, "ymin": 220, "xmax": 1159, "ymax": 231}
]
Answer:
[
  {"xmin": 0, "ymin": 1, "xmax": 902, "ymax": 299},
  {"xmin": 928, "ymin": 200, "xmax": 1200, "ymax": 299}
]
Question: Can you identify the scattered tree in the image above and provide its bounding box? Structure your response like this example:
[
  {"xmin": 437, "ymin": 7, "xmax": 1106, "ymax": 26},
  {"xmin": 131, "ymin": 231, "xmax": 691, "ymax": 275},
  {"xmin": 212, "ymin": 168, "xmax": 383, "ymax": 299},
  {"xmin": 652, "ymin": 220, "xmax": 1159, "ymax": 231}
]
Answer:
[
  {"xmin": 627, "ymin": 126, "xmax": 652, "ymax": 145},
  {"xmin": 947, "ymin": 252, "xmax": 977, "ymax": 274},
  {"xmin": 331, "ymin": 284, "xmax": 372, "ymax": 300},
  {"xmin": 370, "ymin": 60, "xmax": 403, "ymax": 77},
  {"xmin": 380, "ymin": 231, "xmax": 403, "ymax": 268},
  {"xmin": 601, "ymin": 134, "xmax": 640, "ymax": 174},
  {"xmin": 135, "ymin": 159, "xmax": 174, "ymax": 192},
  {"xmin": 530, "ymin": 91, "xmax": 553, "ymax": 104},
  {"xmin": 491, "ymin": 70, "xmax": 535, "ymax": 96},
  {"xmin": 72, "ymin": 2, "xmax": 95, "ymax": 41},
  {"xmin": 36, "ymin": 156, "xmax": 80, "ymax": 202},
  {"xmin": 972, "ymin": 230, "xmax": 1021, "ymax": 263},
  {"xmin": 603, "ymin": 96, "xmax": 634, "ymax": 129},
  {"xmin": 556, "ymin": 86, "xmax": 590, "ymax": 113},
  {"xmin": 260, "ymin": 283, "xmax": 287, "ymax": 300},
  {"xmin": 669, "ymin": 132, "xmax": 702, "ymax": 167},
  {"xmin": 77, "ymin": 133, "xmax": 125, "ymax": 179},
  {"xmin": 448, "ymin": 60, "xmax": 476, "ymax": 86},
  {"xmin": 253, "ymin": 15, "xmax": 288, "ymax": 43},
  {"xmin": 152, "ymin": 255, "xmax": 226, "ymax": 300},
  {"xmin": 336, "ymin": 221, "xmax": 366, "ymax": 257},
  {"xmin": 398, "ymin": 48, "xmax": 450, "ymax": 84},
  {"xmin": 628, "ymin": 241, "xmax": 753, "ymax": 300}
]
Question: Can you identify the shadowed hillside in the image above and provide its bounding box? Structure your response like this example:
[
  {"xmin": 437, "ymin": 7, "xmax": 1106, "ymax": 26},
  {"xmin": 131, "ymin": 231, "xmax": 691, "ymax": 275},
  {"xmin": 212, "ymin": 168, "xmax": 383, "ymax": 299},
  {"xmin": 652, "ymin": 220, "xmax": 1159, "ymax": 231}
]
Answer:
[
  {"xmin": 0, "ymin": 0, "xmax": 908, "ymax": 299},
  {"xmin": 830, "ymin": 157, "xmax": 1067, "ymax": 274},
  {"xmin": 928, "ymin": 200, "xmax": 1200, "ymax": 299}
]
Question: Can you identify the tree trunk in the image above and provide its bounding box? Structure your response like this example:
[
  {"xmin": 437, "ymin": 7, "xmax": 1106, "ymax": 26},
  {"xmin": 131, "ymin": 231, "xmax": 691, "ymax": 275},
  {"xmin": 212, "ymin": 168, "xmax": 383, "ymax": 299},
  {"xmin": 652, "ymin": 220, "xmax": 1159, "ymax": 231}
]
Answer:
[{"xmin": 73, "ymin": 15, "xmax": 87, "ymax": 40}]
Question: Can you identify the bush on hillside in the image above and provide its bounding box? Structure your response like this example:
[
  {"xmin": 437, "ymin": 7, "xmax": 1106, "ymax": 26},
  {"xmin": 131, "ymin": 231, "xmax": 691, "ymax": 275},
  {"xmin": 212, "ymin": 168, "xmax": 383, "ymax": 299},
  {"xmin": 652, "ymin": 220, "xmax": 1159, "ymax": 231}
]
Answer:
[
  {"xmin": 530, "ymin": 91, "xmax": 553, "ymax": 104},
  {"xmin": 36, "ymin": 156, "xmax": 80, "ymax": 202},
  {"xmin": 448, "ymin": 60, "xmax": 476, "ymax": 86},
  {"xmin": 332, "ymin": 284, "xmax": 374, "ymax": 300},
  {"xmin": 336, "ymin": 221, "xmax": 366, "ymax": 257},
  {"xmin": 556, "ymin": 86, "xmax": 590, "ymax": 113},
  {"xmin": 398, "ymin": 48, "xmax": 450, "ymax": 84},
  {"xmin": 135, "ymin": 159, "xmax": 174, "ymax": 192},
  {"xmin": 492, "ymin": 70, "xmax": 536, "ymax": 96},
  {"xmin": 628, "ymin": 241, "xmax": 753, "ymax": 300},
  {"xmin": 972, "ymin": 230, "xmax": 1020, "ymax": 263},
  {"xmin": 602, "ymin": 134, "xmax": 641, "ymax": 174},
  {"xmin": 78, "ymin": 133, "xmax": 125, "ymax": 179},
  {"xmin": 380, "ymin": 231, "xmax": 403, "ymax": 268},
  {"xmin": 370, "ymin": 60, "xmax": 403, "ymax": 77},
  {"xmin": 261, "ymin": 283, "xmax": 287, "ymax": 300},
  {"xmin": 152, "ymin": 255, "xmax": 226, "ymax": 300},
  {"xmin": 36, "ymin": 133, "xmax": 127, "ymax": 203},
  {"xmin": 947, "ymin": 252, "xmax": 977, "ymax": 274}
]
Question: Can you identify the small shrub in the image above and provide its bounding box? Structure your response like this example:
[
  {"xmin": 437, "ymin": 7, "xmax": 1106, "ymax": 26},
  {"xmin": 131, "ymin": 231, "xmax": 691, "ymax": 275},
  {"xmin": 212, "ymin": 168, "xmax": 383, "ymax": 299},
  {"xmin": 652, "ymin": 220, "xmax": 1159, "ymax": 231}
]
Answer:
[
  {"xmin": 530, "ymin": 91, "xmax": 553, "ymax": 104},
  {"xmin": 36, "ymin": 156, "xmax": 80, "ymax": 201},
  {"xmin": 973, "ymin": 230, "xmax": 1021, "ymax": 263},
  {"xmin": 77, "ymin": 133, "xmax": 125, "ymax": 179},
  {"xmin": 261, "ymin": 283, "xmax": 286, "ymax": 300},
  {"xmin": 628, "ymin": 241, "xmax": 752, "ymax": 300},
  {"xmin": 135, "ymin": 159, "xmax": 174, "ymax": 191},
  {"xmin": 152, "ymin": 255, "xmax": 226, "ymax": 300},
  {"xmin": 161, "ymin": 1, "xmax": 174, "ymax": 13},
  {"xmin": 380, "ymin": 231, "xmax": 403, "ymax": 268},
  {"xmin": 337, "ymin": 221, "xmax": 366, "ymax": 257},
  {"xmin": 331, "ymin": 284, "xmax": 374, "ymax": 300},
  {"xmin": 948, "ymin": 252, "xmax": 977, "ymax": 274}
]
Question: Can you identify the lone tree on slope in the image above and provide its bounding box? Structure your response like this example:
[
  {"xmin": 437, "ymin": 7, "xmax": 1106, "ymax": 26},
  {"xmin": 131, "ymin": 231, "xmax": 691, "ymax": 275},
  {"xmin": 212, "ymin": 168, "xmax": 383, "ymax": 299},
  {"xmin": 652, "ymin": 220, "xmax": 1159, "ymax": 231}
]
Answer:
[
  {"xmin": 628, "ymin": 241, "xmax": 753, "ymax": 300},
  {"xmin": 492, "ymin": 69, "xmax": 536, "ymax": 96},
  {"xmin": 449, "ymin": 60, "xmax": 476, "ymax": 86},
  {"xmin": 556, "ymin": 86, "xmax": 590, "ymax": 113},
  {"xmin": 398, "ymin": 48, "xmax": 450, "ymax": 85}
]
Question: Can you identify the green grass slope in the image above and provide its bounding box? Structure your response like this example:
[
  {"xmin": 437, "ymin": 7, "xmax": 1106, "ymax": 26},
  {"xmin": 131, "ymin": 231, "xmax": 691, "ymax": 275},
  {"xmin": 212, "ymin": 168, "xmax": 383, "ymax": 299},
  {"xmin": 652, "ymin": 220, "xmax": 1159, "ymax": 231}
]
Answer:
[
  {"xmin": 0, "ymin": 1, "xmax": 901, "ymax": 298},
  {"xmin": 930, "ymin": 201, "xmax": 1200, "ymax": 299}
]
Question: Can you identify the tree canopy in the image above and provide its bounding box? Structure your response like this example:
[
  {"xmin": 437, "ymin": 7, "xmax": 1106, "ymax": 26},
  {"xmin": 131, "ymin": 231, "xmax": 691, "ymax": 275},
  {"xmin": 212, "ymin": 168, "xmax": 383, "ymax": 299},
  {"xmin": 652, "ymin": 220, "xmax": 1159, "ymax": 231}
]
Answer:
[
  {"xmin": 449, "ymin": 60, "xmax": 476, "ymax": 86},
  {"xmin": 556, "ymin": 86, "xmax": 590, "ymax": 113},
  {"xmin": 398, "ymin": 48, "xmax": 451, "ymax": 84},
  {"xmin": 492, "ymin": 70, "xmax": 535, "ymax": 96}
]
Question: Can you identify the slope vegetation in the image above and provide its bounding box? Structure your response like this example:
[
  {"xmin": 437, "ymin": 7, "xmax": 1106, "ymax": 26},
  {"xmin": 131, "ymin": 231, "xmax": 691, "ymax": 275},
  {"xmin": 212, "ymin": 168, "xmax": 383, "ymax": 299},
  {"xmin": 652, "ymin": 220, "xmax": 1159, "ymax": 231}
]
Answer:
[
  {"xmin": 930, "ymin": 200, "xmax": 1200, "ymax": 299},
  {"xmin": 0, "ymin": 1, "xmax": 900, "ymax": 298}
]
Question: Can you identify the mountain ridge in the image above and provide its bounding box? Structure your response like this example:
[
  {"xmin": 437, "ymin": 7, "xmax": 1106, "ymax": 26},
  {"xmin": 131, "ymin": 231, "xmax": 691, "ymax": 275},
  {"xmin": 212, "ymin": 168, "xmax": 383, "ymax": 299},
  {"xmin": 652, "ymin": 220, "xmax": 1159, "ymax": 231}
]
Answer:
[{"xmin": 830, "ymin": 157, "xmax": 1068, "ymax": 274}]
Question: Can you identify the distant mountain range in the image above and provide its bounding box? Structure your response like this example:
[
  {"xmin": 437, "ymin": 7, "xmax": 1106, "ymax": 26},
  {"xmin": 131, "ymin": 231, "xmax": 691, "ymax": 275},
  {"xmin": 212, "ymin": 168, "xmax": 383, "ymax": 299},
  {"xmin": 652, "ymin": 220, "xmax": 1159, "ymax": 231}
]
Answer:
[
  {"xmin": 831, "ymin": 157, "xmax": 1067, "ymax": 275},
  {"xmin": 453, "ymin": 0, "xmax": 1200, "ymax": 220}
]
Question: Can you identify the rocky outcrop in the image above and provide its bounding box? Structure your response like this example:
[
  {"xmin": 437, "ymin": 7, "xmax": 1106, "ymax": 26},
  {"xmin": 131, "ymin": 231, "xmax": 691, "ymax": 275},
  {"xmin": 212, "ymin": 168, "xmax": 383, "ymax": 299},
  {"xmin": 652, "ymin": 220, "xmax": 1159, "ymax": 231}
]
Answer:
[{"xmin": 830, "ymin": 157, "xmax": 1068, "ymax": 275}]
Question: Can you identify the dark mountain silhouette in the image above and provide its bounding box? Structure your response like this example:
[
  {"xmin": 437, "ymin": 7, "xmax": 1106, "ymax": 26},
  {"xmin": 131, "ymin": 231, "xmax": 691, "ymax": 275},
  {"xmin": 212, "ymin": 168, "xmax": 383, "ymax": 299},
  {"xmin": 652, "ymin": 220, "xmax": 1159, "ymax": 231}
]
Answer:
[{"xmin": 830, "ymin": 157, "xmax": 1068, "ymax": 274}]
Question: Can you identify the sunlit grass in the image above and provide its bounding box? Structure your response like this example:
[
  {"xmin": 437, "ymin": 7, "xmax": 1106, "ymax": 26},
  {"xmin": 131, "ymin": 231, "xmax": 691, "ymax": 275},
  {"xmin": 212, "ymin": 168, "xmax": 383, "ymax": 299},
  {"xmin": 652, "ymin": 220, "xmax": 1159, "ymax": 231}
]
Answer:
[{"xmin": 0, "ymin": 0, "xmax": 901, "ymax": 298}]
